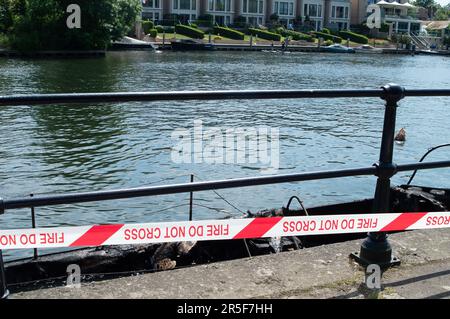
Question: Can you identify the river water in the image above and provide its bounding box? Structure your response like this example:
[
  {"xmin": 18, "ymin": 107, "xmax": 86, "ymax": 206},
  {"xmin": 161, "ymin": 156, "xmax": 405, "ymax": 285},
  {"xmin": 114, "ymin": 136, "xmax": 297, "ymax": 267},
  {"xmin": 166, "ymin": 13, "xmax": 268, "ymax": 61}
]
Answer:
[{"xmin": 1, "ymin": 51, "xmax": 449, "ymax": 260}]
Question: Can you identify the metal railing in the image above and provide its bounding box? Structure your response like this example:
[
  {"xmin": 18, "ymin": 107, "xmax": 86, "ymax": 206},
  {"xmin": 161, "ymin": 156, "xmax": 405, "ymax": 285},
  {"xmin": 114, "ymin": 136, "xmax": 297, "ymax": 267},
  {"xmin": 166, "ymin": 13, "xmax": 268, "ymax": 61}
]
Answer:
[{"xmin": 1, "ymin": 83, "xmax": 450, "ymax": 298}]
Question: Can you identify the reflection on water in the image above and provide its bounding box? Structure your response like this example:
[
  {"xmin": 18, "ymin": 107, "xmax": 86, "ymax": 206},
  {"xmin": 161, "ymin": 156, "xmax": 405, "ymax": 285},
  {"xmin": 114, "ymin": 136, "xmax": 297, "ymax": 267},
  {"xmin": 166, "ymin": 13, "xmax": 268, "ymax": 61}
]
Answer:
[{"xmin": 0, "ymin": 51, "xmax": 449, "ymax": 260}]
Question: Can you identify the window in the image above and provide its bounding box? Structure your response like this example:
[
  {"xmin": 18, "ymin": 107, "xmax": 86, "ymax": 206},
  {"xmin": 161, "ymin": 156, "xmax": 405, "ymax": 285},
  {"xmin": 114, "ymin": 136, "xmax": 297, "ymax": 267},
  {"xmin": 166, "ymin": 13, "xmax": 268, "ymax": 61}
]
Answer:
[
  {"xmin": 308, "ymin": 4, "xmax": 318, "ymax": 17},
  {"xmin": 173, "ymin": 0, "xmax": 197, "ymax": 11},
  {"xmin": 336, "ymin": 6, "xmax": 344, "ymax": 19},
  {"xmin": 249, "ymin": 0, "xmax": 257, "ymax": 13},
  {"xmin": 280, "ymin": 2, "xmax": 289, "ymax": 15},
  {"xmin": 209, "ymin": 0, "xmax": 214, "ymax": 11},
  {"xmin": 143, "ymin": 0, "xmax": 160, "ymax": 8},
  {"xmin": 226, "ymin": 0, "xmax": 232, "ymax": 12},
  {"xmin": 275, "ymin": 1, "xmax": 294, "ymax": 16},
  {"xmin": 215, "ymin": 0, "xmax": 225, "ymax": 11},
  {"xmin": 243, "ymin": 0, "xmax": 263, "ymax": 14}
]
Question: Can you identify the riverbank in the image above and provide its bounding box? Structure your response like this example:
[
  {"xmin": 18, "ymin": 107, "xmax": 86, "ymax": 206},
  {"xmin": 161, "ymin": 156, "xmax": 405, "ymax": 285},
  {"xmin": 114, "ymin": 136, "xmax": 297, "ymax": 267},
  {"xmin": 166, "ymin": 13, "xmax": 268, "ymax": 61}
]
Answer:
[
  {"xmin": 0, "ymin": 49, "xmax": 106, "ymax": 58},
  {"xmin": 10, "ymin": 228, "xmax": 450, "ymax": 299}
]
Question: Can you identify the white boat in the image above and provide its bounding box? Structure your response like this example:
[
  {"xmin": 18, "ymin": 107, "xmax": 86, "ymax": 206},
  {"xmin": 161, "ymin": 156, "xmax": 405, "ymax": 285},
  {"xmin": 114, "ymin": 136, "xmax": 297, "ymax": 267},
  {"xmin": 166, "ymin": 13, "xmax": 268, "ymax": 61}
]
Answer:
[
  {"xmin": 321, "ymin": 44, "xmax": 355, "ymax": 53},
  {"xmin": 111, "ymin": 36, "xmax": 158, "ymax": 51},
  {"xmin": 354, "ymin": 45, "xmax": 383, "ymax": 54}
]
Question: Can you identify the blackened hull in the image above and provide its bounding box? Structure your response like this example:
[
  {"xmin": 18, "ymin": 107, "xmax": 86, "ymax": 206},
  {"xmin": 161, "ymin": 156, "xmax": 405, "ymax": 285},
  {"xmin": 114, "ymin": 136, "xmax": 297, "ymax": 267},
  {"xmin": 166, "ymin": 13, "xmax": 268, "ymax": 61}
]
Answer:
[{"xmin": 5, "ymin": 185, "xmax": 449, "ymax": 292}]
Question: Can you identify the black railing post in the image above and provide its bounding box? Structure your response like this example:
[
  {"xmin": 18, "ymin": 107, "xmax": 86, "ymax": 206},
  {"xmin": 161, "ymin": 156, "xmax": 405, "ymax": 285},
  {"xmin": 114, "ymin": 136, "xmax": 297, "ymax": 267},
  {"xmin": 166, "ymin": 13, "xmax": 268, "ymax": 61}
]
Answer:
[
  {"xmin": 31, "ymin": 194, "xmax": 38, "ymax": 259},
  {"xmin": 0, "ymin": 198, "xmax": 9, "ymax": 299},
  {"xmin": 351, "ymin": 83, "xmax": 405, "ymax": 268},
  {"xmin": 0, "ymin": 250, "xmax": 8, "ymax": 299},
  {"xmin": 189, "ymin": 174, "xmax": 194, "ymax": 221}
]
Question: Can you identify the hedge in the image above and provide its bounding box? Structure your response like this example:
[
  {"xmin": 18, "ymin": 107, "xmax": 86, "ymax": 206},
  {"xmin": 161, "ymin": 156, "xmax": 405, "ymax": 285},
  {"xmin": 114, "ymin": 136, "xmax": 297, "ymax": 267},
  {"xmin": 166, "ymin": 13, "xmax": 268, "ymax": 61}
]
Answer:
[
  {"xmin": 248, "ymin": 28, "xmax": 281, "ymax": 41},
  {"xmin": 279, "ymin": 29, "xmax": 314, "ymax": 42},
  {"xmin": 338, "ymin": 31, "xmax": 368, "ymax": 44},
  {"xmin": 312, "ymin": 31, "xmax": 342, "ymax": 43},
  {"xmin": 142, "ymin": 20, "xmax": 154, "ymax": 35},
  {"xmin": 149, "ymin": 29, "xmax": 158, "ymax": 38},
  {"xmin": 212, "ymin": 26, "xmax": 245, "ymax": 40},
  {"xmin": 155, "ymin": 25, "xmax": 164, "ymax": 33},
  {"xmin": 175, "ymin": 24, "xmax": 205, "ymax": 39}
]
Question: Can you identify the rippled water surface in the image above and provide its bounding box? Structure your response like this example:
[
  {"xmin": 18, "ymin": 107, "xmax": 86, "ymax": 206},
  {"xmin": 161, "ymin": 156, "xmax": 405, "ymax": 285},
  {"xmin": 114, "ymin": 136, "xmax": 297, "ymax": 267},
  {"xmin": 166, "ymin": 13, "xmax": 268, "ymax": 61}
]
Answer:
[{"xmin": 1, "ymin": 51, "xmax": 449, "ymax": 260}]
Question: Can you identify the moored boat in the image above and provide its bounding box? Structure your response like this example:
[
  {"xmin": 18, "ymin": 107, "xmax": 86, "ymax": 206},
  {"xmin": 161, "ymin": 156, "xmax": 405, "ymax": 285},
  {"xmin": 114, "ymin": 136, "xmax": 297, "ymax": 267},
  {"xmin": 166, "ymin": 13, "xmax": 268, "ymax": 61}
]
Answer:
[
  {"xmin": 4, "ymin": 184, "xmax": 449, "ymax": 292},
  {"xmin": 111, "ymin": 36, "xmax": 158, "ymax": 51},
  {"xmin": 354, "ymin": 45, "xmax": 383, "ymax": 54},
  {"xmin": 321, "ymin": 44, "xmax": 355, "ymax": 53},
  {"xmin": 171, "ymin": 39, "xmax": 215, "ymax": 51}
]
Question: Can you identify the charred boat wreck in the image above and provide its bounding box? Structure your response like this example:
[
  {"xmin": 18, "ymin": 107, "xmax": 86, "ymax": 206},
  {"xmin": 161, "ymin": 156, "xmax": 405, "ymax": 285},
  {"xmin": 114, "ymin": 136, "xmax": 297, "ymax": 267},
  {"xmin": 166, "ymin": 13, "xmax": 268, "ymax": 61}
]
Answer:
[{"xmin": 4, "ymin": 185, "xmax": 450, "ymax": 293}]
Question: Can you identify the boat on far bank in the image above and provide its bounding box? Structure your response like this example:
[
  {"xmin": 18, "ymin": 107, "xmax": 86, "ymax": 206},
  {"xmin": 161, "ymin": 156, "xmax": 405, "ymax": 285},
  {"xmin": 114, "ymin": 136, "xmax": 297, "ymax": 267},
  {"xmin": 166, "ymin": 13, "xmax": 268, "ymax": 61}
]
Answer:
[
  {"xmin": 171, "ymin": 39, "xmax": 215, "ymax": 51},
  {"xmin": 111, "ymin": 36, "xmax": 158, "ymax": 51},
  {"xmin": 354, "ymin": 45, "xmax": 383, "ymax": 54},
  {"xmin": 321, "ymin": 44, "xmax": 355, "ymax": 54}
]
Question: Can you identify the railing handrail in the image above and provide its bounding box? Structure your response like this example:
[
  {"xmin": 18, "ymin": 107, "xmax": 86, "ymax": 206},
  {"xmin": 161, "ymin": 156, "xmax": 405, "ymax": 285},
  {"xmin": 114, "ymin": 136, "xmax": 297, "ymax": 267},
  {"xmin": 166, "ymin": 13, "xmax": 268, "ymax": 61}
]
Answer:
[{"xmin": 1, "ymin": 88, "xmax": 450, "ymax": 107}]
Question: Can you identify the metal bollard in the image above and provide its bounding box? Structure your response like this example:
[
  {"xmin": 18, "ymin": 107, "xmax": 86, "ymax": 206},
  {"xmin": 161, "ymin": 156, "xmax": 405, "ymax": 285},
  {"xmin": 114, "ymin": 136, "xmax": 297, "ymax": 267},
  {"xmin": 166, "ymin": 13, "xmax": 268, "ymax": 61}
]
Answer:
[{"xmin": 351, "ymin": 83, "xmax": 405, "ymax": 269}]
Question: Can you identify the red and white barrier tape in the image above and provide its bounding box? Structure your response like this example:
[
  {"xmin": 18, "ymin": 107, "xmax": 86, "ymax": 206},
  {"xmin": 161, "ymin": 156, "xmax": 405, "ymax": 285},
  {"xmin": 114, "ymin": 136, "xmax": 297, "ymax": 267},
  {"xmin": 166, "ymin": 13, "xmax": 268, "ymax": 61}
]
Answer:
[{"xmin": 0, "ymin": 212, "xmax": 449, "ymax": 250}]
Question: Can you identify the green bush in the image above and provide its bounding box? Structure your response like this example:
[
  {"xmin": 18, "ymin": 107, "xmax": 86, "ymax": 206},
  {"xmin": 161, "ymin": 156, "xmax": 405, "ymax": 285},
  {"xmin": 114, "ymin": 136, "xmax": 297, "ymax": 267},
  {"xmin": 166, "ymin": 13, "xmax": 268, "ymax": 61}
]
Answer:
[
  {"xmin": 248, "ymin": 28, "xmax": 281, "ymax": 41},
  {"xmin": 321, "ymin": 28, "xmax": 331, "ymax": 34},
  {"xmin": 142, "ymin": 20, "xmax": 154, "ymax": 34},
  {"xmin": 275, "ymin": 27, "xmax": 285, "ymax": 34},
  {"xmin": 380, "ymin": 23, "xmax": 390, "ymax": 33},
  {"xmin": 312, "ymin": 31, "xmax": 342, "ymax": 43},
  {"xmin": 175, "ymin": 24, "xmax": 205, "ymax": 39},
  {"xmin": 277, "ymin": 29, "xmax": 313, "ymax": 42},
  {"xmin": 0, "ymin": 33, "xmax": 9, "ymax": 48},
  {"xmin": 212, "ymin": 26, "xmax": 245, "ymax": 40},
  {"xmin": 189, "ymin": 23, "xmax": 198, "ymax": 29},
  {"xmin": 164, "ymin": 26, "xmax": 175, "ymax": 33},
  {"xmin": 338, "ymin": 31, "xmax": 368, "ymax": 44},
  {"xmin": 155, "ymin": 25, "xmax": 164, "ymax": 33},
  {"xmin": 444, "ymin": 36, "xmax": 450, "ymax": 46},
  {"xmin": 324, "ymin": 40, "xmax": 333, "ymax": 46},
  {"xmin": 149, "ymin": 28, "xmax": 158, "ymax": 38}
]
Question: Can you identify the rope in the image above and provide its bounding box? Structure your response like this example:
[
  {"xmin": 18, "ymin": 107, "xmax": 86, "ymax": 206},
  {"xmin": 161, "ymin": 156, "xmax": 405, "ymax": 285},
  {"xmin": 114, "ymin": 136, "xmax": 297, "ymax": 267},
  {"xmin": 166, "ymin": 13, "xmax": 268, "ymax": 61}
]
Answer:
[{"xmin": 406, "ymin": 143, "xmax": 450, "ymax": 185}]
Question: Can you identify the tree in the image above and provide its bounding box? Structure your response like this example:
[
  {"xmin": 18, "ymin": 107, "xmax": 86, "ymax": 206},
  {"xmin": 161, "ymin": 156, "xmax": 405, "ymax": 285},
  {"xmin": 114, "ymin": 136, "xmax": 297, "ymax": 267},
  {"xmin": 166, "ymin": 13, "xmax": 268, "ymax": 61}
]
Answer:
[
  {"xmin": 413, "ymin": 0, "xmax": 438, "ymax": 18},
  {"xmin": 3, "ymin": 0, "xmax": 142, "ymax": 51},
  {"xmin": 434, "ymin": 7, "xmax": 449, "ymax": 20},
  {"xmin": 0, "ymin": 0, "xmax": 12, "ymax": 33}
]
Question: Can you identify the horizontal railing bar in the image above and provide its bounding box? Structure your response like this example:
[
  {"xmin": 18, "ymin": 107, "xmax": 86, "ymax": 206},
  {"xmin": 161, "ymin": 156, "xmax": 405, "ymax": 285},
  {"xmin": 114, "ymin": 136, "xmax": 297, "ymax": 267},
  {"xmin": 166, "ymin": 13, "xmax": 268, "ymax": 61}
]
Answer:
[
  {"xmin": 1, "ymin": 88, "xmax": 450, "ymax": 106},
  {"xmin": 2, "ymin": 160, "xmax": 450, "ymax": 212},
  {"xmin": 396, "ymin": 160, "xmax": 450, "ymax": 172},
  {"xmin": 0, "ymin": 90, "xmax": 385, "ymax": 106},
  {"xmin": 404, "ymin": 89, "xmax": 450, "ymax": 97}
]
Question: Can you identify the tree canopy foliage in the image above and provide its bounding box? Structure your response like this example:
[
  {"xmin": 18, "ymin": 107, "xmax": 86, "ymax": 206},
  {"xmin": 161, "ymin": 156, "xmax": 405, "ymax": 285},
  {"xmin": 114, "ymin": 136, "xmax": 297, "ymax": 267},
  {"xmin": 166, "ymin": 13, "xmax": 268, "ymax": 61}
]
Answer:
[{"xmin": 0, "ymin": 0, "xmax": 142, "ymax": 51}]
